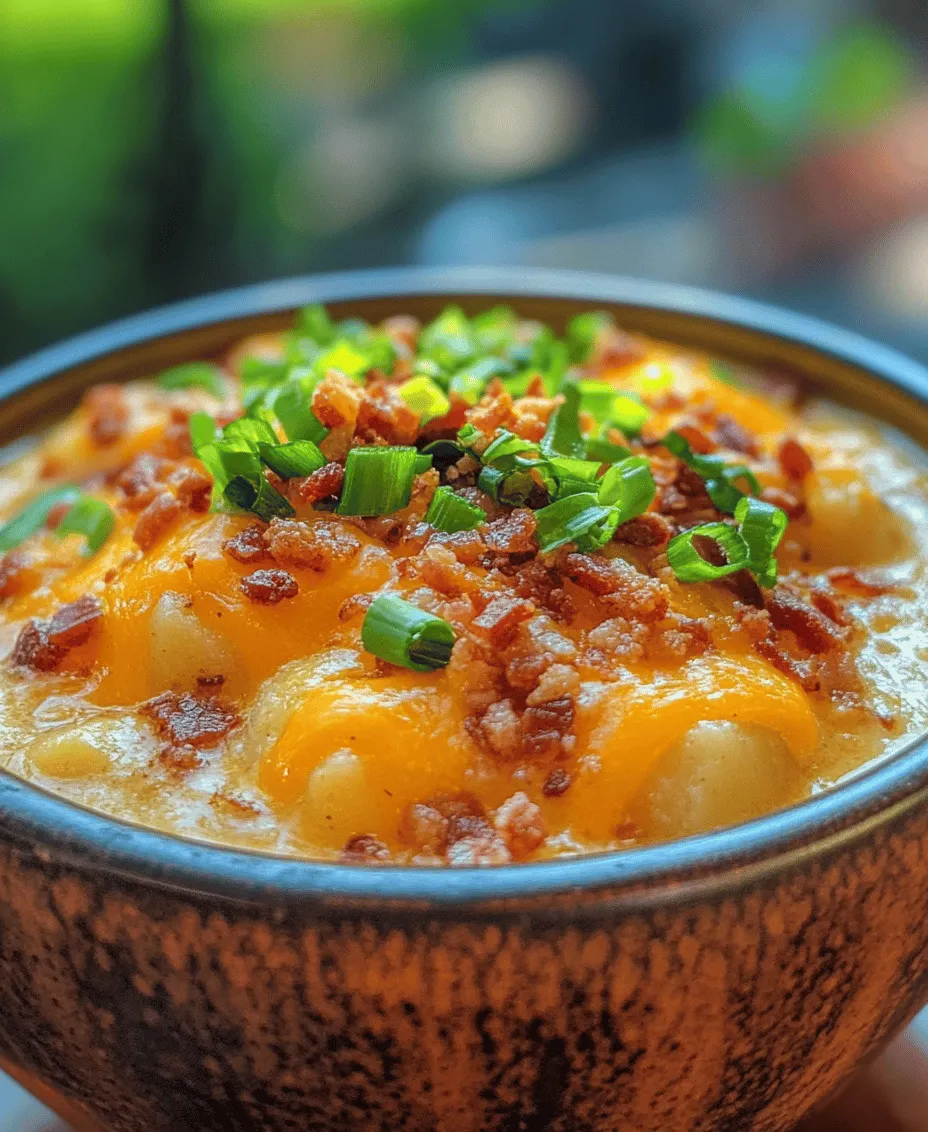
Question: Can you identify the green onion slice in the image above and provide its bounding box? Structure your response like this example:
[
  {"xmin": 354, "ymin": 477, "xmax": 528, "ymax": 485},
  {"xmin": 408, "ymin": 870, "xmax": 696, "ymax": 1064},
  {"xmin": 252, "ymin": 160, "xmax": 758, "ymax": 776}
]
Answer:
[
  {"xmin": 269, "ymin": 379, "xmax": 328, "ymax": 445},
  {"xmin": 396, "ymin": 376, "xmax": 451, "ymax": 424},
  {"xmin": 54, "ymin": 496, "xmax": 116, "ymax": 556},
  {"xmin": 735, "ymin": 496, "xmax": 787, "ymax": 588},
  {"xmin": 337, "ymin": 446, "xmax": 418, "ymax": 517},
  {"xmin": 534, "ymin": 492, "xmax": 618, "ymax": 554},
  {"xmin": 157, "ymin": 362, "xmax": 225, "ymax": 399},
  {"xmin": 449, "ymin": 356, "xmax": 510, "ymax": 405},
  {"xmin": 418, "ymin": 306, "xmax": 475, "ymax": 373},
  {"xmin": 413, "ymin": 454, "xmax": 434, "ymax": 475},
  {"xmin": 224, "ymin": 416, "xmax": 278, "ymax": 449},
  {"xmin": 598, "ymin": 456, "xmax": 655, "ymax": 515},
  {"xmin": 223, "ymin": 475, "xmax": 294, "ymax": 521},
  {"xmin": 666, "ymin": 522, "xmax": 749, "ymax": 582},
  {"xmin": 258, "ymin": 440, "xmax": 326, "ymax": 480},
  {"xmin": 566, "ymin": 311, "xmax": 613, "ymax": 364},
  {"xmin": 361, "ymin": 593, "xmax": 455, "ymax": 672},
  {"xmin": 189, "ymin": 411, "xmax": 218, "ymax": 452},
  {"xmin": 541, "ymin": 381, "xmax": 585, "ymax": 459},
  {"xmin": 419, "ymin": 438, "xmax": 465, "ymax": 469},
  {"xmin": 665, "ymin": 430, "xmax": 760, "ymax": 514},
  {"xmin": 611, "ymin": 395, "xmax": 650, "ymax": 437},
  {"xmin": 0, "ymin": 485, "xmax": 80, "ymax": 552},
  {"xmin": 424, "ymin": 486, "xmax": 486, "ymax": 533},
  {"xmin": 296, "ymin": 304, "xmax": 338, "ymax": 347},
  {"xmin": 585, "ymin": 432, "xmax": 631, "ymax": 465}
]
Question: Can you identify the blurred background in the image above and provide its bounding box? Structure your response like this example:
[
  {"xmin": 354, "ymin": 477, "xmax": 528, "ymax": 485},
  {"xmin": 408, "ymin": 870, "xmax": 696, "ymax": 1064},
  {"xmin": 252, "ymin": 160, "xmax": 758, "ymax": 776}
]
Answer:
[{"xmin": 1, "ymin": 0, "xmax": 927, "ymax": 369}]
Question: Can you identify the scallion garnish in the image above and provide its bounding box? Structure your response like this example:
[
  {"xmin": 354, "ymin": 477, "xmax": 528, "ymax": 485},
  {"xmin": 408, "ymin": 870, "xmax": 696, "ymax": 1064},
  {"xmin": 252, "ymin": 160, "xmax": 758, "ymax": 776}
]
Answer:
[
  {"xmin": 189, "ymin": 411, "xmax": 217, "ymax": 452},
  {"xmin": 54, "ymin": 496, "xmax": 116, "ymax": 556},
  {"xmin": 534, "ymin": 492, "xmax": 618, "ymax": 554},
  {"xmin": 223, "ymin": 474, "xmax": 294, "ymax": 521},
  {"xmin": 424, "ymin": 486, "xmax": 486, "ymax": 533},
  {"xmin": 735, "ymin": 496, "xmax": 787, "ymax": 588},
  {"xmin": 337, "ymin": 446, "xmax": 419, "ymax": 517},
  {"xmin": 397, "ymin": 376, "xmax": 451, "ymax": 424},
  {"xmin": 419, "ymin": 438, "xmax": 466, "ymax": 469},
  {"xmin": 413, "ymin": 454, "xmax": 434, "ymax": 475},
  {"xmin": 541, "ymin": 381, "xmax": 585, "ymax": 459},
  {"xmin": 0, "ymin": 485, "xmax": 80, "ymax": 552},
  {"xmin": 666, "ymin": 523, "xmax": 749, "ymax": 582},
  {"xmin": 361, "ymin": 593, "xmax": 455, "ymax": 671},
  {"xmin": 566, "ymin": 311, "xmax": 612, "ymax": 364},
  {"xmin": 157, "ymin": 362, "xmax": 226, "ymax": 399},
  {"xmin": 598, "ymin": 456, "xmax": 656, "ymax": 516},
  {"xmin": 258, "ymin": 440, "xmax": 326, "ymax": 479},
  {"xmin": 418, "ymin": 306, "xmax": 475, "ymax": 372},
  {"xmin": 585, "ymin": 432, "xmax": 631, "ymax": 465},
  {"xmin": 269, "ymin": 379, "xmax": 328, "ymax": 445},
  {"xmin": 611, "ymin": 395, "xmax": 650, "ymax": 437},
  {"xmin": 665, "ymin": 430, "xmax": 760, "ymax": 515},
  {"xmin": 449, "ymin": 356, "xmax": 510, "ymax": 405},
  {"xmin": 224, "ymin": 416, "xmax": 278, "ymax": 449}
]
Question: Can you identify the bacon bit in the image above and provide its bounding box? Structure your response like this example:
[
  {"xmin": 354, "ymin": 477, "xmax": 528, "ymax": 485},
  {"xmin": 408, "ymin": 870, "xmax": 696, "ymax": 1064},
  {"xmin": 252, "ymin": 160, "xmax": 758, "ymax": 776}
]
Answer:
[
  {"xmin": 471, "ymin": 699, "xmax": 522, "ymax": 760},
  {"xmin": 778, "ymin": 437, "xmax": 814, "ymax": 481},
  {"xmin": 466, "ymin": 386, "xmax": 517, "ymax": 438},
  {"xmin": 142, "ymin": 691, "xmax": 239, "ymax": 748},
  {"xmin": 493, "ymin": 792, "xmax": 545, "ymax": 858},
  {"xmin": 593, "ymin": 327, "xmax": 646, "ymax": 369},
  {"xmin": 382, "ymin": 314, "xmax": 420, "ymax": 356},
  {"xmin": 714, "ymin": 414, "xmax": 759, "ymax": 457},
  {"xmin": 197, "ymin": 674, "xmax": 225, "ymax": 688},
  {"xmin": 755, "ymin": 640, "xmax": 821, "ymax": 692},
  {"xmin": 676, "ymin": 464, "xmax": 710, "ymax": 498},
  {"xmin": 522, "ymin": 696, "xmax": 575, "ymax": 760},
  {"xmin": 169, "ymin": 465, "xmax": 212, "ymax": 512},
  {"xmin": 157, "ymin": 745, "xmax": 203, "ymax": 774},
  {"xmin": 338, "ymin": 592, "xmax": 375, "ymax": 621},
  {"xmin": 292, "ymin": 462, "xmax": 345, "ymax": 506},
  {"xmin": 340, "ymin": 834, "xmax": 391, "ymax": 863},
  {"xmin": 432, "ymin": 529, "xmax": 486, "ymax": 565},
  {"xmin": 180, "ymin": 551, "xmax": 195, "ymax": 570},
  {"xmin": 263, "ymin": 518, "xmax": 360, "ymax": 571},
  {"xmin": 471, "ymin": 594, "xmax": 535, "ymax": 647},
  {"xmin": 11, "ymin": 595, "xmax": 103, "ymax": 672},
  {"xmin": 765, "ymin": 585, "xmax": 846, "ymax": 653},
  {"xmin": 652, "ymin": 615, "xmax": 712, "ymax": 661},
  {"xmin": 239, "ymin": 568, "xmax": 298, "ymax": 604},
  {"xmin": 133, "ymin": 491, "xmax": 182, "ymax": 551},
  {"xmin": 726, "ymin": 569, "xmax": 765, "ymax": 609},
  {"xmin": 312, "ymin": 371, "xmax": 364, "ymax": 430},
  {"xmin": 542, "ymin": 767, "xmax": 572, "ymax": 797},
  {"xmin": 118, "ymin": 454, "xmax": 166, "ymax": 511},
  {"xmin": 614, "ymin": 513, "xmax": 672, "ymax": 549},
  {"xmin": 355, "ymin": 382, "xmax": 419, "ymax": 446},
  {"xmin": 560, "ymin": 553, "xmax": 620, "ymax": 597},
  {"xmin": 512, "ymin": 395, "xmax": 555, "ymax": 443},
  {"xmin": 809, "ymin": 589, "xmax": 850, "ymax": 626},
  {"xmin": 508, "ymin": 559, "xmax": 573, "ymax": 623},
  {"xmin": 222, "ymin": 523, "xmax": 269, "ymax": 565},
  {"xmin": 673, "ymin": 421, "xmax": 716, "ymax": 454},
  {"xmin": 158, "ymin": 407, "xmax": 195, "ymax": 459},
  {"xmin": 827, "ymin": 566, "xmax": 895, "ymax": 597},
  {"xmin": 400, "ymin": 792, "xmax": 510, "ymax": 865},
  {"xmin": 564, "ymin": 553, "xmax": 669, "ymax": 624},
  {"xmin": 484, "ymin": 508, "xmax": 537, "ymax": 555},
  {"xmin": 84, "ymin": 384, "xmax": 129, "ymax": 446},
  {"xmin": 760, "ymin": 486, "xmax": 805, "ymax": 520},
  {"xmin": 417, "ymin": 543, "xmax": 479, "ymax": 597},
  {"xmin": 0, "ymin": 552, "xmax": 28, "ymax": 600},
  {"xmin": 733, "ymin": 603, "xmax": 772, "ymax": 645}
]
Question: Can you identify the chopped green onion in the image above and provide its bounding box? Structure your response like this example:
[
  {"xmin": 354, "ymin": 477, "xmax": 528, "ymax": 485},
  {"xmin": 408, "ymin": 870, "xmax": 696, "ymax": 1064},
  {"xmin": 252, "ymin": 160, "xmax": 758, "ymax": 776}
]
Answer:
[
  {"xmin": 424, "ymin": 486, "xmax": 486, "ymax": 533},
  {"xmin": 449, "ymin": 356, "xmax": 510, "ymax": 405},
  {"xmin": 471, "ymin": 305, "xmax": 518, "ymax": 353},
  {"xmin": 735, "ymin": 496, "xmax": 787, "ymax": 588},
  {"xmin": 585, "ymin": 432, "xmax": 631, "ymax": 465},
  {"xmin": 223, "ymin": 475, "xmax": 294, "ymax": 521},
  {"xmin": 666, "ymin": 522, "xmax": 749, "ymax": 582},
  {"xmin": 598, "ymin": 456, "xmax": 656, "ymax": 518},
  {"xmin": 477, "ymin": 465, "xmax": 506, "ymax": 501},
  {"xmin": 577, "ymin": 381, "xmax": 619, "ymax": 424},
  {"xmin": 189, "ymin": 411, "xmax": 217, "ymax": 453},
  {"xmin": 361, "ymin": 593, "xmax": 455, "ymax": 672},
  {"xmin": 534, "ymin": 492, "xmax": 618, "ymax": 554},
  {"xmin": 240, "ymin": 357, "xmax": 288, "ymax": 411},
  {"xmin": 548, "ymin": 456, "xmax": 603, "ymax": 500},
  {"xmin": 157, "ymin": 362, "xmax": 225, "ymax": 399},
  {"xmin": 665, "ymin": 430, "xmax": 760, "ymax": 515},
  {"xmin": 418, "ymin": 306, "xmax": 474, "ymax": 372},
  {"xmin": 312, "ymin": 340, "xmax": 371, "ymax": 382},
  {"xmin": 337, "ymin": 446, "xmax": 418, "ymax": 517},
  {"xmin": 709, "ymin": 360, "xmax": 739, "ymax": 387},
  {"xmin": 541, "ymin": 382, "xmax": 585, "ymax": 459},
  {"xmin": 566, "ymin": 311, "xmax": 612, "ymax": 363},
  {"xmin": 270, "ymin": 379, "xmax": 328, "ymax": 445},
  {"xmin": 419, "ymin": 439, "xmax": 464, "ymax": 469},
  {"xmin": 0, "ymin": 486, "xmax": 81, "ymax": 552},
  {"xmin": 54, "ymin": 496, "xmax": 115, "ymax": 556},
  {"xmin": 413, "ymin": 454, "xmax": 434, "ymax": 475},
  {"xmin": 224, "ymin": 416, "xmax": 278, "ymax": 449},
  {"xmin": 397, "ymin": 376, "xmax": 451, "ymax": 424},
  {"xmin": 456, "ymin": 422, "xmax": 483, "ymax": 453},
  {"xmin": 482, "ymin": 430, "xmax": 537, "ymax": 469},
  {"xmin": 258, "ymin": 440, "xmax": 326, "ymax": 479},
  {"xmin": 611, "ymin": 395, "xmax": 650, "ymax": 437},
  {"xmin": 296, "ymin": 304, "xmax": 337, "ymax": 347}
]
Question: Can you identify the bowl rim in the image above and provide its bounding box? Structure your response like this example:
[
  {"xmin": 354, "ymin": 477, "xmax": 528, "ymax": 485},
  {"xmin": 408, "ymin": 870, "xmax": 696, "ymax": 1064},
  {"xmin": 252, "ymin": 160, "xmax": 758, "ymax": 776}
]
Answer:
[{"xmin": 2, "ymin": 264, "xmax": 928, "ymax": 912}]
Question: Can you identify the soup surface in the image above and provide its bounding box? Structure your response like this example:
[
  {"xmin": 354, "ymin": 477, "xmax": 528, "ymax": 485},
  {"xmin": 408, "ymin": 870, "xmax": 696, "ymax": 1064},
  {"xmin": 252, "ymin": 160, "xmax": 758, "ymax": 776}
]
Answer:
[{"xmin": 0, "ymin": 304, "xmax": 924, "ymax": 865}]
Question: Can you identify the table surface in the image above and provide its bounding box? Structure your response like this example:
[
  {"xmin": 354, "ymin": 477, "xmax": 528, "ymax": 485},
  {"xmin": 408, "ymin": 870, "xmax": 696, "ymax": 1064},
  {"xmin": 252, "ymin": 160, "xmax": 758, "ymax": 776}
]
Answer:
[{"xmin": 4, "ymin": 1007, "xmax": 926, "ymax": 1131}]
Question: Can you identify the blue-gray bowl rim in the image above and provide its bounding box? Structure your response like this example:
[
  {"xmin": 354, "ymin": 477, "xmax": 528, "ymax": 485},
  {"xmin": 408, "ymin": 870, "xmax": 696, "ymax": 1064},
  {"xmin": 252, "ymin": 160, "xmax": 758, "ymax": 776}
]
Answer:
[{"xmin": 1, "ymin": 265, "xmax": 926, "ymax": 915}]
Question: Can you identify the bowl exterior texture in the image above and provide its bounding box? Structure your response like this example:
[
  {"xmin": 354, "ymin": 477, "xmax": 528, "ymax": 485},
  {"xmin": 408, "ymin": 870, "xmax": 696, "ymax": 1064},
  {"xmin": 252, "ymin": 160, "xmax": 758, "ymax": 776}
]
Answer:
[
  {"xmin": 1, "ymin": 270, "xmax": 928, "ymax": 1131},
  {"xmin": 0, "ymin": 806, "xmax": 926, "ymax": 1132}
]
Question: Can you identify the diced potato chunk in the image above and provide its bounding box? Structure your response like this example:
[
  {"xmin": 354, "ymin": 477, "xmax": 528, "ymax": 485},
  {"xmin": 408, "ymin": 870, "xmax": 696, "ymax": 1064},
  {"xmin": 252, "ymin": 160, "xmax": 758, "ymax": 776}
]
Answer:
[
  {"xmin": 642, "ymin": 721, "xmax": 803, "ymax": 840},
  {"xmin": 149, "ymin": 592, "xmax": 234, "ymax": 689},
  {"xmin": 301, "ymin": 750, "xmax": 372, "ymax": 845},
  {"xmin": 805, "ymin": 467, "xmax": 911, "ymax": 566},
  {"xmin": 27, "ymin": 727, "xmax": 111, "ymax": 779}
]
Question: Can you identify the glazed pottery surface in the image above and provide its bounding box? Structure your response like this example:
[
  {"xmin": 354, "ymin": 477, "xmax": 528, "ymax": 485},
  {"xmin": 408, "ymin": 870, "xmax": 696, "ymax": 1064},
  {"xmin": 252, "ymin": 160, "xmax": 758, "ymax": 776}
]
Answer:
[{"xmin": 1, "ymin": 268, "xmax": 928, "ymax": 1132}]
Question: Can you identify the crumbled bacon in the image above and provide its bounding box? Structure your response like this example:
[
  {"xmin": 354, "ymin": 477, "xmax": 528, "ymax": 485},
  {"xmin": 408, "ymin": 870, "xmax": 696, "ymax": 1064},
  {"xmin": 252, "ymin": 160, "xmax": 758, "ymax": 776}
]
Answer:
[
  {"xmin": 263, "ymin": 518, "xmax": 360, "ymax": 571},
  {"xmin": 614, "ymin": 513, "xmax": 672, "ymax": 549},
  {"xmin": 133, "ymin": 491, "xmax": 182, "ymax": 550},
  {"xmin": 466, "ymin": 386, "xmax": 517, "ymax": 437},
  {"xmin": 355, "ymin": 382, "xmax": 419, "ymax": 446},
  {"xmin": 169, "ymin": 465, "xmax": 212, "ymax": 512},
  {"xmin": 84, "ymin": 384, "xmax": 129, "ymax": 446},
  {"xmin": 158, "ymin": 407, "xmax": 195, "ymax": 459},
  {"xmin": 760, "ymin": 486, "xmax": 805, "ymax": 520},
  {"xmin": 0, "ymin": 552, "xmax": 28, "ymax": 600},
  {"xmin": 291, "ymin": 462, "xmax": 344, "ymax": 506},
  {"xmin": 382, "ymin": 314, "xmax": 420, "ymax": 355},
  {"xmin": 239, "ymin": 568, "xmax": 299, "ymax": 604},
  {"xmin": 522, "ymin": 695, "xmax": 575, "ymax": 759},
  {"xmin": 118, "ymin": 454, "xmax": 166, "ymax": 510},
  {"xmin": 714, "ymin": 414, "xmax": 759, "ymax": 457},
  {"xmin": 338, "ymin": 592, "xmax": 375, "ymax": 621},
  {"xmin": 400, "ymin": 792, "xmax": 510, "ymax": 865},
  {"xmin": 417, "ymin": 544, "xmax": 479, "ymax": 597},
  {"xmin": 431, "ymin": 529, "xmax": 486, "ymax": 565},
  {"xmin": 471, "ymin": 594, "xmax": 535, "ymax": 647},
  {"xmin": 312, "ymin": 371, "xmax": 365, "ymax": 430},
  {"xmin": 779, "ymin": 437, "xmax": 814, "ymax": 481},
  {"xmin": 765, "ymin": 585, "xmax": 846, "ymax": 653},
  {"xmin": 509, "ymin": 559, "xmax": 573, "ymax": 623},
  {"xmin": 493, "ymin": 792, "xmax": 545, "ymax": 858},
  {"xmin": 483, "ymin": 508, "xmax": 537, "ymax": 555},
  {"xmin": 562, "ymin": 553, "xmax": 668, "ymax": 623},
  {"xmin": 142, "ymin": 691, "xmax": 239, "ymax": 748},
  {"xmin": 542, "ymin": 767, "xmax": 572, "ymax": 797},
  {"xmin": 222, "ymin": 523, "xmax": 269, "ymax": 564},
  {"xmin": 11, "ymin": 595, "xmax": 103, "ymax": 672},
  {"xmin": 754, "ymin": 640, "xmax": 820, "ymax": 692},
  {"xmin": 340, "ymin": 834, "xmax": 390, "ymax": 863},
  {"xmin": 673, "ymin": 421, "xmax": 716, "ymax": 454}
]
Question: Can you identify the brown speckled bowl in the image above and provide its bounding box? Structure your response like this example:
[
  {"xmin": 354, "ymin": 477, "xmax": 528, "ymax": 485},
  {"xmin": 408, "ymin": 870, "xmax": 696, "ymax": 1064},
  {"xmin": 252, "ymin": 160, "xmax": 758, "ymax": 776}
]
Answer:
[{"xmin": 1, "ymin": 269, "xmax": 928, "ymax": 1132}]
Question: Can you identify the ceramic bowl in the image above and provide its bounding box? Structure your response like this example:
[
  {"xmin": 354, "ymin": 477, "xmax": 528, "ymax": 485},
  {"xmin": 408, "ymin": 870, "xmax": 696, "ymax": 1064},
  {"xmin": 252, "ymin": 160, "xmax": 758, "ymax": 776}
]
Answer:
[{"xmin": 1, "ymin": 268, "xmax": 928, "ymax": 1132}]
